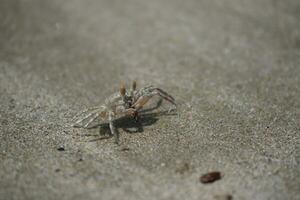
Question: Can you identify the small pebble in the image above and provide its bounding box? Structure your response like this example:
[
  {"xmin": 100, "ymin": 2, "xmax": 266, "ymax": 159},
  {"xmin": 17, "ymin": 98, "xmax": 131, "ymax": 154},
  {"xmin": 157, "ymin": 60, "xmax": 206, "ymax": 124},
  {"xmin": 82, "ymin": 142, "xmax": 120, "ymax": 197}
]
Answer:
[
  {"xmin": 55, "ymin": 168, "xmax": 61, "ymax": 172},
  {"xmin": 200, "ymin": 171, "xmax": 222, "ymax": 183},
  {"xmin": 121, "ymin": 147, "xmax": 130, "ymax": 151},
  {"xmin": 57, "ymin": 146, "xmax": 65, "ymax": 151},
  {"xmin": 214, "ymin": 194, "xmax": 232, "ymax": 200}
]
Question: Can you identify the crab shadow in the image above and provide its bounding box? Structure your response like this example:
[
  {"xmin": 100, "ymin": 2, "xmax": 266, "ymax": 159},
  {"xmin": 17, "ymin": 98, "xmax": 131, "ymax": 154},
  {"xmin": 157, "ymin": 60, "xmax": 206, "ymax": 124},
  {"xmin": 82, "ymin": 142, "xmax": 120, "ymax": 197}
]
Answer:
[{"xmin": 85, "ymin": 109, "xmax": 176, "ymax": 142}]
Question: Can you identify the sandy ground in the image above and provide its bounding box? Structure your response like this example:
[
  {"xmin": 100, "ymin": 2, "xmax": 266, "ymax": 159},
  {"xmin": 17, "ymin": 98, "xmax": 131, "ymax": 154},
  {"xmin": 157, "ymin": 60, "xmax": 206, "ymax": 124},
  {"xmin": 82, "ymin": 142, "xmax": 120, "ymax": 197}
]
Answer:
[{"xmin": 1, "ymin": 0, "xmax": 300, "ymax": 199}]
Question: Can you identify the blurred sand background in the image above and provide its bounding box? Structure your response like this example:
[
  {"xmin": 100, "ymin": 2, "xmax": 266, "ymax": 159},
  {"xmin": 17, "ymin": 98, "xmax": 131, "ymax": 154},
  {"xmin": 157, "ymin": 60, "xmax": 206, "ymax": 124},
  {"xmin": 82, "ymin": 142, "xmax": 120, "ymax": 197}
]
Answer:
[{"xmin": 0, "ymin": 0, "xmax": 300, "ymax": 199}]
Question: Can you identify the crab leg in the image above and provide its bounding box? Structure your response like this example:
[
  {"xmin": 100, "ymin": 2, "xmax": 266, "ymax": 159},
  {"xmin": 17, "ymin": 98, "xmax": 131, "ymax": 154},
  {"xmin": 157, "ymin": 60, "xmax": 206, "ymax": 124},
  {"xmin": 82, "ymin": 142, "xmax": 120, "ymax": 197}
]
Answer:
[
  {"xmin": 132, "ymin": 87, "xmax": 176, "ymax": 111},
  {"xmin": 155, "ymin": 88, "xmax": 175, "ymax": 101},
  {"xmin": 132, "ymin": 96, "xmax": 151, "ymax": 110},
  {"xmin": 83, "ymin": 113, "xmax": 100, "ymax": 128},
  {"xmin": 154, "ymin": 90, "xmax": 176, "ymax": 106},
  {"xmin": 108, "ymin": 111, "xmax": 119, "ymax": 143},
  {"xmin": 72, "ymin": 106, "xmax": 103, "ymax": 120},
  {"xmin": 73, "ymin": 111, "xmax": 100, "ymax": 127}
]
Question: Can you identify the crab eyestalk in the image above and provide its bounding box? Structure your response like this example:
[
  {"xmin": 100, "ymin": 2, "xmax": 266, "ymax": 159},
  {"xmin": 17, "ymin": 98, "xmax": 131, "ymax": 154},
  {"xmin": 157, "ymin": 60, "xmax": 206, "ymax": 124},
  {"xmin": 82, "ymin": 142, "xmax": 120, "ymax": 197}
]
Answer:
[
  {"xmin": 120, "ymin": 83, "xmax": 129, "ymax": 107},
  {"xmin": 120, "ymin": 83, "xmax": 126, "ymax": 95},
  {"xmin": 132, "ymin": 80, "xmax": 137, "ymax": 90},
  {"xmin": 130, "ymin": 80, "xmax": 137, "ymax": 97}
]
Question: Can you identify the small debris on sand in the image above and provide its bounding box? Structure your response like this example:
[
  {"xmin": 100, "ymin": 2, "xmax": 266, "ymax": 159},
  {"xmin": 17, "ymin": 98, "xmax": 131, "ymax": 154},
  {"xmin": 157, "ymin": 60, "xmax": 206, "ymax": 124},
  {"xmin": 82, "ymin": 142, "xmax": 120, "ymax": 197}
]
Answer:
[
  {"xmin": 214, "ymin": 194, "xmax": 232, "ymax": 200},
  {"xmin": 200, "ymin": 171, "xmax": 221, "ymax": 183},
  {"xmin": 55, "ymin": 168, "xmax": 61, "ymax": 172},
  {"xmin": 175, "ymin": 163, "xmax": 190, "ymax": 174},
  {"xmin": 57, "ymin": 146, "xmax": 65, "ymax": 151},
  {"xmin": 121, "ymin": 147, "xmax": 130, "ymax": 151}
]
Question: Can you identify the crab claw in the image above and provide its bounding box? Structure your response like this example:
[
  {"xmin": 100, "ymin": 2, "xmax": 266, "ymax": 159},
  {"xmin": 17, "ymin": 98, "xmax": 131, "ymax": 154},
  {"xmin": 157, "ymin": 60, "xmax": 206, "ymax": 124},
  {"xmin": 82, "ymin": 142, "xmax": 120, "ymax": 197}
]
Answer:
[{"xmin": 126, "ymin": 108, "xmax": 137, "ymax": 117}]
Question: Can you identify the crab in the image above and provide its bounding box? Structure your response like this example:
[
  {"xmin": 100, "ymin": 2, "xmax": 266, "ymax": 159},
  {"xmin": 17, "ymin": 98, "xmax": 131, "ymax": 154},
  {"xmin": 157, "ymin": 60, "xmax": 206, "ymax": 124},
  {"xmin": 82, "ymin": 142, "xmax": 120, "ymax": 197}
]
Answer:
[{"xmin": 72, "ymin": 81, "xmax": 176, "ymax": 143}]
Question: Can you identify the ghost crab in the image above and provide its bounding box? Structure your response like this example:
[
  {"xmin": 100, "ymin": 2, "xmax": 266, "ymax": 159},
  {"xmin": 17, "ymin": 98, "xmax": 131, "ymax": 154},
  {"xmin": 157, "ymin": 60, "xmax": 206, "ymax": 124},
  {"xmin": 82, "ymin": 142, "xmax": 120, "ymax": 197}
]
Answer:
[{"xmin": 72, "ymin": 81, "xmax": 176, "ymax": 143}]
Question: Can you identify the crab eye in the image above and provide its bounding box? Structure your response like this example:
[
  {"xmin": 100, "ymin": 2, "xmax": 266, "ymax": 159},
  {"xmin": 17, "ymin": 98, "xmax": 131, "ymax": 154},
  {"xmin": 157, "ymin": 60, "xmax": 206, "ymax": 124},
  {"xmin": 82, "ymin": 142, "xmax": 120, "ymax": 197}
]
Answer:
[{"xmin": 120, "ymin": 83, "xmax": 126, "ymax": 96}]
